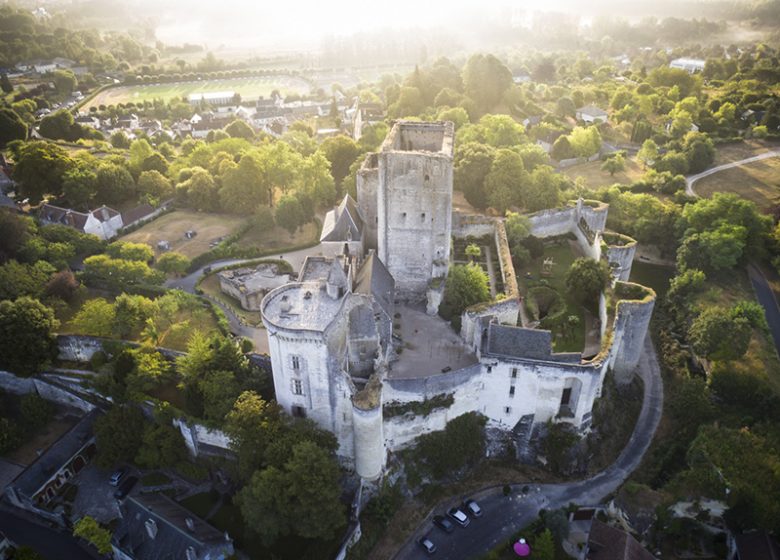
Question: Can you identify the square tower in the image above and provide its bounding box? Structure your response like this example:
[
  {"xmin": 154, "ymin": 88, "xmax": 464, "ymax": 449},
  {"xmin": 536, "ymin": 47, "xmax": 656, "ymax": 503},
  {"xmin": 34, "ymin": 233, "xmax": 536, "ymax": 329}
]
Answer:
[{"xmin": 376, "ymin": 121, "xmax": 454, "ymax": 302}]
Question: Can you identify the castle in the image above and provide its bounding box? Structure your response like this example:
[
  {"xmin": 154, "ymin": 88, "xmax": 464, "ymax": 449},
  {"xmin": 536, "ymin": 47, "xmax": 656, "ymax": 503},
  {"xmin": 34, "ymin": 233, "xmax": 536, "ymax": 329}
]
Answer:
[{"xmin": 261, "ymin": 121, "xmax": 655, "ymax": 480}]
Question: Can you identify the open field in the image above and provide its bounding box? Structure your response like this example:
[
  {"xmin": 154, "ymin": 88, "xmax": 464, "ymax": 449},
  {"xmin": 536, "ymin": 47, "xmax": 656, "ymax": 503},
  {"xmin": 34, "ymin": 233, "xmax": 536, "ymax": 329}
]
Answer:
[
  {"xmin": 121, "ymin": 210, "xmax": 244, "ymax": 259},
  {"xmin": 233, "ymin": 220, "xmax": 319, "ymax": 253},
  {"xmin": 713, "ymin": 139, "xmax": 780, "ymax": 166},
  {"xmin": 82, "ymin": 75, "xmax": 312, "ymax": 110},
  {"xmin": 562, "ymin": 157, "xmax": 644, "ymax": 190},
  {"xmin": 695, "ymin": 157, "xmax": 780, "ymax": 211}
]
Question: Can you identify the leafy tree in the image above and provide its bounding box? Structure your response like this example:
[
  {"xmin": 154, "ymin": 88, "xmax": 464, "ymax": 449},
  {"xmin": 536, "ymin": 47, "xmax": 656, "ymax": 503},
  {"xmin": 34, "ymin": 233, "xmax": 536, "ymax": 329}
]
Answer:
[
  {"xmin": 82, "ymin": 254, "xmax": 164, "ymax": 289},
  {"xmin": 224, "ymin": 390, "xmax": 282, "ymax": 479},
  {"xmin": 73, "ymin": 516, "xmax": 113, "ymax": 555},
  {"xmin": 484, "ymin": 149, "xmax": 527, "ymax": 213},
  {"xmin": 565, "ymin": 258, "xmax": 610, "ymax": 305},
  {"xmin": 0, "ymin": 108, "xmax": 26, "ymax": 148},
  {"xmin": 39, "ymin": 109, "xmax": 80, "ymax": 141},
  {"xmin": 459, "ymin": 115, "xmax": 527, "ymax": 148},
  {"xmin": 224, "ymin": 119, "xmax": 255, "ymax": 139},
  {"xmin": 463, "ymin": 54, "xmax": 513, "ymax": 114},
  {"xmin": 441, "ymin": 263, "xmax": 490, "ymax": 324},
  {"xmin": 72, "ymin": 298, "xmax": 116, "ymax": 337},
  {"xmin": 20, "ymin": 394, "xmax": 54, "ymax": 431},
  {"xmin": 0, "ymin": 297, "xmax": 58, "ymax": 376},
  {"xmin": 141, "ymin": 153, "xmax": 169, "ymax": 175},
  {"xmin": 683, "ymin": 132, "xmax": 715, "ymax": 174},
  {"xmin": 689, "ymin": 306, "xmax": 752, "ymax": 361},
  {"xmin": 454, "ymin": 142, "xmax": 496, "ymax": 209},
  {"xmin": 601, "ymin": 153, "xmax": 626, "ymax": 176},
  {"xmin": 52, "ymin": 69, "xmax": 77, "ymax": 96},
  {"xmin": 129, "ymin": 139, "xmax": 155, "ymax": 176},
  {"xmin": 413, "ymin": 412, "xmax": 486, "ymax": 478},
  {"xmin": 0, "ymin": 260, "xmax": 55, "ymax": 300},
  {"xmin": 199, "ymin": 369, "xmax": 241, "ymax": 422},
  {"xmin": 62, "ymin": 166, "xmax": 98, "ymax": 210},
  {"xmin": 94, "ymin": 405, "xmax": 145, "ymax": 468},
  {"xmin": 568, "ymin": 126, "xmax": 602, "ymax": 158},
  {"xmin": 13, "ymin": 546, "xmax": 45, "ymax": 560},
  {"xmin": 275, "ymin": 195, "xmax": 304, "ymax": 235},
  {"xmin": 45, "ymin": 270, "xmax": 80, "ymax": 302},
  {"xmin": 237, "ymin": 441, "xmax": 346, "ymax": 544},
  {"xmin": 0, "ymin": 210, "xmax": 31, "ymax": 261},
  {"xmin": 135, "ymin": 421, "xmax": 188, "ymax": 469},
  {"xmin": 677, "ymin": 224, "xmax": 747, "ymax": 273},
  {"xmin": 219, "ymin": 153, "xmax": 270, "ymax": 214},
  {"xmin": 436, "ymin": 106, "xmax": 470, "ymax": 129},
  {"xmin": 110, "ymin": 131, "xmax": 131, "ymax": 149},
  {"xmin": 95, "ymin": 162, "xmax": 135, "ymax": 205},
  {"xmin": 12, "ymin": 141, "xmax": 75, "ymax": 204},
  {"xmin": 106, "ymin": 241, "xmax": 153, "ymax": 262},
  {"xmin": 318, "ymin": 135, "xmax": 360, "ymax": 188},
  {"xmin": 137, "ymin": 170, "xmax": 173, "ymax": 202},
  {"xmin": 551, "ymin": 136, "xmax": 575, "ymax": 160},
  {"xmin": 179, "ymin": 168, "xmax": 218, "ymax": 212},
  {"xmin": 156, "ymin": 252, "xmax": 190, "ymax": 276},
  {"xmin": 0, "ymin": 73, "xmax": 12, "ymax": 94},
  {"xmin": 388, "ymin": 86, "xmax": 425, "ymax": 118},
  {"xmin": 112, "ymin": 293, "xmax": 157, "ymax": 338},
  {"xmin": 542, "ymin": 422, "xmax": 578, "ymax": 475},
  {"xmin": 525, "ymin": 166, "xmax": 563, "ymax": 212}
]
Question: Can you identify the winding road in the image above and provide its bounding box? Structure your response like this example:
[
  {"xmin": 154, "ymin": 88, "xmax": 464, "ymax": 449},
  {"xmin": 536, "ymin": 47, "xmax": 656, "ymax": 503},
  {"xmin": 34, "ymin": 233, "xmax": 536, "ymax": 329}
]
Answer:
[
  {"xmin": 685, "ymin": 149, "xmax": 780, "ymax": 197},
  {"xmin": 394, "ymin": 334, "xmax": 664, "ymax": 560}
]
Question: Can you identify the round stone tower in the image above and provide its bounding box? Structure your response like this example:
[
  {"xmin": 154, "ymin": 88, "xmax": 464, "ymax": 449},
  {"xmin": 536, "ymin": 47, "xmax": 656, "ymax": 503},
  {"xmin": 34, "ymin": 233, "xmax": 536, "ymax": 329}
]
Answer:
[{"xmin": 351, "ymin": 375, "xmax": 385, "ymax": 480}]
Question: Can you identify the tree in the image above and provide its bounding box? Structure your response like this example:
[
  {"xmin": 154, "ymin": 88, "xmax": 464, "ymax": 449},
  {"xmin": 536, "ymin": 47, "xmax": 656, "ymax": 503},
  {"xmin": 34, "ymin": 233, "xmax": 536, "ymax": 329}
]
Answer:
[
  {"xmin": 82, "ymin": 255, "xmax": 165, "ymax": 289},
  {"xmin": 441, "ymin": 263, "xmax": 490, "ymax": 324},
  {"xmin": 73, "ymin": 516, "xmax": 113, "ymax": 555},
  {"xmin": 110, "ymin": 131, "xmax": 131, "ymax": 149},
  {"xmin": 689, "ymin": 306, "xmax": 752, "ymax": 361},
  {"xmin": 601, "ymin": 153, "xmax": 626, "ymax": 176},
  {"xmin": 138, "ymin": 170, "xmax": 173, "ymax": 202},
  {"xmin": 465, "ymin": 243, "xmax": 481, "ymax": 262},
  {"xmin": 45, "ymin": 270, "xmax": 80, "ymax": 302},
  {"xmin": 52, "ymin": 69, "xmax": 77, "ymax": 96},
  {"xmin": 12, "ymin": 141, "xmax": 75, "ymax": 204},
  {"xmin": 533, "ymin": 529, "xmax": 555, "ymax": 560},
  {"xmin": 463, "ymin": 54, "xmax": 513, "ymax": 114},
  {"xmin": 565, "ymin": 258, "xmax": 610, "ymax": 305},
  {"xmin": 237, "ymin": 441, "xmax": 345, "ymax": 544},
  {"xmin": 525, "ymin": 166, "xmax": 563, "ymax": 212},
  {"xmin": 484, "ymin": 149, "xmax": 527, "ymax": 214},
  {"xmin": 275, "ymin": 195, "xmax": 304, "ymax": 235},
  {"xmin": 112, "ymin": 293, "xmax": 157, "ymax": 338},
  {"xmin": 683, "ymin": 132, "xmax": 716, "ymax": 174},
  {"xmin": 179, "ymin": 168, "xmax": 218, "ymax": 212},
  {"xmin": 0, "ymin": 417, "xmax": 22, "ymax": 454},
  {"xmin": 319, "ymin": 136, "xmax": 360, "ymax": 188},
  {"xmin": 637, "ymin": 139, "xmax": 659, "ymax": 168},
  {"xmin": 551, "ymin": 136, "xmax": 575, "ymax": 161},
  {"xmin": 454, "ymin": 142, "xmax": 496, "ymax": 209},
  {"xmin": 0, "ymin": 73, "xmax": 12, "ymax": 94},
  {"xmin": 62, "ymin": 166, "xmax": 98, "ymax": 210},
  {"xmin": 0, "ymin": 108, "xmax": 26, "ymax": 148},
  {"xmin": 106, "ymin": 241, "xmax": 154, "ymax": 262},
  {"xmin": 141, "ymin": 153, "xmax": 169, "ymax": 175},
  {"xmin": 12, "ymin": 547, "xmax": 45, "ymax": 560},
  {"xmin": 219, "ymin": 154, "xmax": 270, "ymax": 214},
  {"xmin": 20, "ymin": 394, "xmax": 53, "ymax": 431},
  {"xmin": 0, "ymin": 297, "xmax": 58, "ymax": 376},
  {"xmin": 156, "ymin": 252, "xmax": 190, "ymax": 276},
  {"xmin": 39, "ymin": 110, "xmax": 79, "ymax": 141},
  {"xmin": 95, "ymin": 163, "xmax": 135, "ymax": 205},
  {"xmin": 224, "ymin": 119, "xmax": 255, "ymax": 139},
  {"xmin": 0, "ymin": 210, "xmax": 31, "ymax": 261},
  {"xmin": 135, "ymin": 421, "xmax": 188, "ymax": 469},
  {"xmin": 388, "ymin": 86, "xmax": 425, "ymax": 118},
  {"xmin": 72, "ymin": 298, "xmax": 115, "ymax": 337},
  {"xmin": 676, "ymin": 224, "xmax": 748, "ymax": 273},
  {"xmin": 568, "ymin": 126, "xmax": 601, "ymax": 158},
  {"xmin": 413, "ymin": 412, "xmax": 486, "ymax": 478},
  {"xmin": 0, "ymin": 260, "xmax": 55, "ymax": 301},
  {"xmin": 224, "ymin": 391, "xmax": 282, "ymax": 479},
  {"xmin": 94, "ymin": 405, "xmax": 145, "ymax": 468}
]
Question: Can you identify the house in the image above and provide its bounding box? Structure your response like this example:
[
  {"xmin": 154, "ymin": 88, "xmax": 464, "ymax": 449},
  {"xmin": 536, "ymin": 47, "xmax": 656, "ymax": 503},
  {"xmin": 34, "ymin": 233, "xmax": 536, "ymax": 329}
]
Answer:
[
  {"xmin": 39, "ymin": 203, "xmax": 124, "ymax": 240},
  {"xmin": 117, "ymin": 114, "xmax": 140, "ymax": 130},
  {"xmin": 513, "ymin": 73, "xmax": 532, "ymax": 84},
  {"xmin": 576, "ymin": 105, "xmax": 609, "ymax": 124},
  {"xmin": 111, "ymin": 493, "xmax": 234, "ymax": 560},
  {"xmin": 320, "ymin": 194, "xmax": 365, "ymax": 256},
  {"xmin": 582, "ymin": 520, "xmax": 655, "ymax": 560},
  {"xmin": 731, "ymin": 531, "xmax": 780, "ymax": 560},
  {"xmin": 670, "ymin": 57, "xmax": 706, "ymax": 74},
  {"xmin": 74, "ymin": 115, "xmax": 101, "ymax": 129},
  {"xmin": 352, "ymin": 100, "xmax": 384, "ymax": 141},
  {"xmin": 4, "ymin": 410, "xmax": 99, "ymax": 526}
]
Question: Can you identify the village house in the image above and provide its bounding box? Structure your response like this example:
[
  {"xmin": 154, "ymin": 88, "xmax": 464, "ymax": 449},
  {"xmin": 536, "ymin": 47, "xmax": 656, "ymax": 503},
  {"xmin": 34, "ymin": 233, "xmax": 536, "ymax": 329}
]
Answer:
[
  {"xmin": 576, "ymin": 105, "xmax": 609, "ymax": 124},
  {"xmin": 669, "ymin": 57, "xmax": 706, "ymax": 73},
  {"xmin": 39, "ymin": 203, "xmax": 124, "ymax": 240}
]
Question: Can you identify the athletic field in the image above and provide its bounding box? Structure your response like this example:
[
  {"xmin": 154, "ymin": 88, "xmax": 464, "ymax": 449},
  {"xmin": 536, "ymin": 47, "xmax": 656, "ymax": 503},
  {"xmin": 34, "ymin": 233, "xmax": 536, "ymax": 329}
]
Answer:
[{"xmin": 83, "ymin": 75, "xmax": 311, "ymax": 109}]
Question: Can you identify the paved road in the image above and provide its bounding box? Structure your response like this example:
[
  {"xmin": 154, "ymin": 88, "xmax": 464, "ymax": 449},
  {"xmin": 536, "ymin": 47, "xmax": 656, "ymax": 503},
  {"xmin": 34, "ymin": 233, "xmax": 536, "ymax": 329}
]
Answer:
[
  {"xmin": 685, "ymin": 150, "xmax": 780, "ymax": 197},
  {"xmin": 0, "ymin": 509, "xmax": 98, "ymax": 560},
  {"xmin": 395, "ymin": 334, "xmax": 664, "ymax": 560},
  {"xmin": 748, "ymin": 264, "xmax": 780, "ymax": 357}
]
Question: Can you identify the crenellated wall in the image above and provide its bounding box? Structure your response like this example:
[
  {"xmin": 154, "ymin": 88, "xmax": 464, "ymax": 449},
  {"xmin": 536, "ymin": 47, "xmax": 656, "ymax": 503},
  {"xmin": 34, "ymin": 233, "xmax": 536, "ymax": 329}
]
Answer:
[
  {"xmin": 603, "ymin": 232, "xmax": 637, "ymax": 282},
  {"xmin": 609, "ymin": 282, "xmax": 656, "ymax": 384}
]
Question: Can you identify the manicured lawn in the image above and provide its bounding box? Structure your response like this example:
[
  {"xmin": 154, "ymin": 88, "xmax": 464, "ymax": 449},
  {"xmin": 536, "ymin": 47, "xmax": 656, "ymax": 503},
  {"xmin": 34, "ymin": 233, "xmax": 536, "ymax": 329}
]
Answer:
[
  {"xmin": 82, "ymin": 75, "xmax": 311, "ymax": 109},
  {"xmin": 695, "ymin": 157, "xmax": 780, "ymax": 212},
  {"xmin": 233, "ymin": 220, "xmax": 319, "ymax": 253},
  {"xmin": 561, "ymin": 157, "xmax": 644, "ymax": 190},
  {"xmin": 515, "ymin": 241, "xmax": 586, "ymax": 353},
  {"xmin": 121, "ymin": 210, "xmax": 245, "ymax": 259}
]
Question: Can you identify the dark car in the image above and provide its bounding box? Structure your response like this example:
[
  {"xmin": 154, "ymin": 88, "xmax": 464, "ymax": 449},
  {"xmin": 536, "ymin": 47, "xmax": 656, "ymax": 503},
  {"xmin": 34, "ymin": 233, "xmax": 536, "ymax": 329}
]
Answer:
[
  {"xmin": 433, "ymin": 515, "xmax": 455, "ymax": 533},
  {"xmin": 447, "ymin": 507, "xmax": 470, "ymax": 527},
  {"xmin": 418, "ymin": 536, "xmax": 437, "ymax": 554},
  {"xmin": 113, "ymin": 475, "xmax": 138, "ymax": 499},
  {"xmin": 463, "ymin": 498, "xmax": 482, "ymax": 517}
]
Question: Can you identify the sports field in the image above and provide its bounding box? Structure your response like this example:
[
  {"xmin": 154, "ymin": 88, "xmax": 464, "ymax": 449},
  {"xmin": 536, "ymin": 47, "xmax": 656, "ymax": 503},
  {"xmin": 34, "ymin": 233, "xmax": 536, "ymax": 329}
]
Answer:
[{"xmin": 82, "ymin": 74, "xmax": 312, "ymax": 109}]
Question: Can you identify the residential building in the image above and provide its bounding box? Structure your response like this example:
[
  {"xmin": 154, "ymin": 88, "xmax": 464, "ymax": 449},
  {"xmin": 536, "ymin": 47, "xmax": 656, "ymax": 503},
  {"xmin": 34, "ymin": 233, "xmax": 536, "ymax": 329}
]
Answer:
[
  {"xmin": 39, "ymin": 203, "xmax": 124, "ymax": 240},
  {"xmin": 670, "ymin": 58, "xmax": 706, "ymax": 74},
  {"xmin": 576, "ymin": 105, "xmax": 609, "ymax": 124}
]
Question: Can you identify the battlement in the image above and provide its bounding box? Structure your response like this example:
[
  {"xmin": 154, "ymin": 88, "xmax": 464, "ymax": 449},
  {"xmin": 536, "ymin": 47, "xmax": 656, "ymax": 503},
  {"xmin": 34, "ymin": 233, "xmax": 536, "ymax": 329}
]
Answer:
[{"xmin": 382, "ymin": 120, "xmax": 454, "ymax": 157}]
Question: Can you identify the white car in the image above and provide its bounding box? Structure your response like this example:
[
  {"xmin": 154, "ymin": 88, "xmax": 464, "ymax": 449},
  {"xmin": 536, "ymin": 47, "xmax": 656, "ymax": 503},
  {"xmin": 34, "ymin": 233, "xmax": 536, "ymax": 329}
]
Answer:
[
  {"xmin": 464, "ymin": 499, "xmax": 482, "ymax": 517},
  {"xmin": 447, "ymin": 507, "xmax": 470, "ymax": 527}
]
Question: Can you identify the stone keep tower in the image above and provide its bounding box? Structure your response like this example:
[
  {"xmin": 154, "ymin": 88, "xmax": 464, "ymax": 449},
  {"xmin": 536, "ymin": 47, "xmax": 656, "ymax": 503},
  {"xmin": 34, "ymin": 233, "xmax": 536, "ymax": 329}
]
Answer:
[{"xmin": 376, "ymin": 121, "xmax": 454, "ymax": 301}]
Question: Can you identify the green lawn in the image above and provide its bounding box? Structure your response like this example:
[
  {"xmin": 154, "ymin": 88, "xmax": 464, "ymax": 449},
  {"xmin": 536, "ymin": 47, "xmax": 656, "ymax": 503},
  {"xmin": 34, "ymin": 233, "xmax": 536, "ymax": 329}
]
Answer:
[
  {"xmin": 83, "ymin": 75, "xmax": 311, "ymax": 109},
  {"xmin": 515, "ymin": 241, "xmax": 586, "ymax": 353},
  {"xmin": 695, "ymin": 156, "xmax": 780, "ymax": 212}
]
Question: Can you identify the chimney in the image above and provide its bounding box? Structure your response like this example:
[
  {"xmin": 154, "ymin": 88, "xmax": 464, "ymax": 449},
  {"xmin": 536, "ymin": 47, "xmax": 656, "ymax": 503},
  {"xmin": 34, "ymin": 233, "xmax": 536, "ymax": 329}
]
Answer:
[
  {"xmin": 145, "ymin": 519, "xmax": 158, "ymax": 539},
  {"xmin": 185, "ymin": 517, "xmax": 195, "ymax": 532}
]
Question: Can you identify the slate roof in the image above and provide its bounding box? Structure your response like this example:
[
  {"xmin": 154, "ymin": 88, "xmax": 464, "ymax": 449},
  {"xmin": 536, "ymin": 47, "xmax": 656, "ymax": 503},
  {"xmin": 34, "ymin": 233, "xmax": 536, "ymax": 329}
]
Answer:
[
  {"xmin": 483, "ymin": 323, "xmax": 553, "ymax": 361},
  {"xmin": 320, "ymin": 194, "xmax": 364, "ymax": 243},
  {"xmin": 39, "ymin": 203, "xmax": 89, "ymax": 230},
  {"xmin": 120, "ymin": 203, "xmax": 156, "ymax": 227},
  {"xmin": 586, "ymin": 520, "xmax": 654, "ymax": 560},
  {"xmin": 112, "ymin": 493, "xmax": 233, "ymax": 560},
  {"xmin": 11, "ymin": 409, "xmax": 99, "ymax": 497},
  {"xmin": 735, "ymin": 531, "xmax": 780, "ymax": 560},
  {"xmin": 354, "ymin": 252, "xmax": 394, "ymax": 319},
  {"xmin": 577, "ymin": 105, "xmax": 608, "ymax": 118}
]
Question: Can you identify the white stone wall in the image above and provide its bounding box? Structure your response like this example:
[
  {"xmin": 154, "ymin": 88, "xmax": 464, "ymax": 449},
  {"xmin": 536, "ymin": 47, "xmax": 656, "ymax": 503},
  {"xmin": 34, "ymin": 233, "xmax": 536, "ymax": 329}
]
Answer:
[
  {"xmin": 0, "ymin": 370, "xmax": 35, "ymax": 394},
  {"xmin": 352, "ymin": 404, "xmax": 384, "ymax": 480},
  {"xmin": 609, "ymin": 284, "xmax": 656, "ymax": 384},
  {"xmin": 606, "ymin": 243, "xmax": 636, "ymax": 282},
  {"xmin": 357, "ymin": 159, "xmax": 379, "ymax": 251}
]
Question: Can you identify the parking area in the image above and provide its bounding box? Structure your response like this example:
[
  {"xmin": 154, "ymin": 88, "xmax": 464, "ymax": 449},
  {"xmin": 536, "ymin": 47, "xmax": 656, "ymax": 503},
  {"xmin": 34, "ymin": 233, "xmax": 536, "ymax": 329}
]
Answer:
[
  {"xmin": 408, "ymin": 498, "xmax": 487, "ymax": 559},
  {"xmin": 69, "ymin": 464, "xmax": 130, "ymax": 524}
]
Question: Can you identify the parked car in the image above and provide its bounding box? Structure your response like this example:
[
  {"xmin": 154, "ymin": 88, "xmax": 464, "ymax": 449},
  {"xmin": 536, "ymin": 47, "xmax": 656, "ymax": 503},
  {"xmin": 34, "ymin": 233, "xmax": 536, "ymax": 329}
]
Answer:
[
  {"xmin": 418, "ymin": 536, "xmax": 437, "ymax": 554},
  {"xmin": 113, "ymin": 476, "xmax": 138, "ymax": 499},
  {"xmin": 109, "ymin": 468, "xmax": 126, "ymax": 486},
  {"xmin": 447, "ymin": 507, "xmax": 470, "ymax": 527},
  {"xmin": 463, "ymin": 498, "xmax": 482, "ymax": 517},
  {"xmin": 433, "ymin": 515, "xmax": 455, "ymax": 533}
]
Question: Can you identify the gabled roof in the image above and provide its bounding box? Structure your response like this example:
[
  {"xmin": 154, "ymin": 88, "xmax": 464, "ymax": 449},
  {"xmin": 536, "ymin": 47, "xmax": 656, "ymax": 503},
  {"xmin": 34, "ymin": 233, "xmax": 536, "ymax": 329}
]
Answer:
[
  {"xmin": 113, "ymin": 493, "xmax": 232, "ymax": 560},
  {"xmin": 320, "ymin": 194, "xmax": 364, "ymax": 243},
  {"xmin": 91, "ymin": 205, "xmax": 121, "ymax": 223},
  {"xmin": 586, "ymin": 520, "xmax": 654, "ymax": 560},
  {"xmin": 577, "ymin": 105, "xmax": 608, "ymax": 117},
  {"xmin": 484, "ymin": 323, "xmax": 554, "ymax": 361},
  {"xmin": 12, "ymin": 409, "xmax": 100, "ymax": 497},
  {"xmin": 354, "ymin": 252, "xmax": 394, "ymax": 318},
  {"xmin": 39, "ymin": 203, "xmax": 89, "ymax": 230},
  {"xmin": 120, "ymin": 203, "xmax": 156, "ymax": 226}
]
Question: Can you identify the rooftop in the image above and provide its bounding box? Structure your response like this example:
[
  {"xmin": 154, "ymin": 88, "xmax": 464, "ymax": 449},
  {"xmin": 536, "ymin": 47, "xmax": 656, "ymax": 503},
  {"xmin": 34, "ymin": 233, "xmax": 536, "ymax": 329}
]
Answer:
[
  {"xmin": 382, "ymin": 120, "xmax": 454, "ymax": 157},
  {"xmin": 320, "ymin": 194, "xmax": 364, "ymax": 243},
  {"xmin": 262, "ymin": 281, "xmax": 345, "ymax": 332},
  {"xmin": 187, "ymin": 91, "xmax": 235, "ymax": 101},
  {"xmin": 218, "ymin": 264, "xmax": 292, "ymax": 294},
  {"xmin": 586, "ymin": 520, "xmax": 654, "ymax": 560},
  {"xmin": 389, "ymin": 305, "xmax": 478, "ymax": 379}
]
